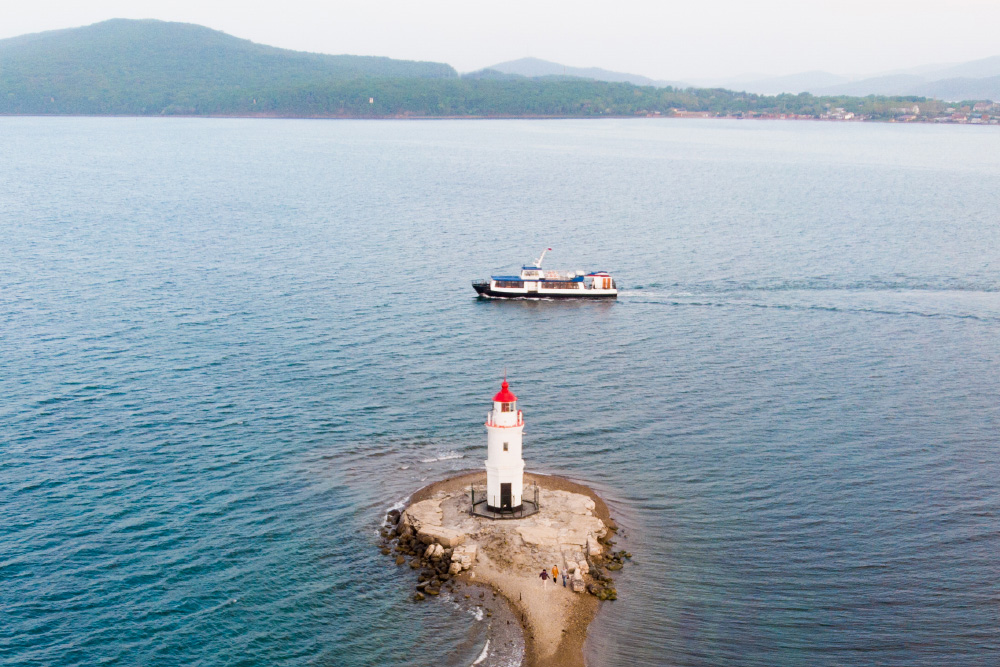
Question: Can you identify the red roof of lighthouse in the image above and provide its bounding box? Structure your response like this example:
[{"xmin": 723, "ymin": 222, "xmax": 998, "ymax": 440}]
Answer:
[{"xmin": 493, "ymin": 380, "xmax": 517, "ymax": 402}]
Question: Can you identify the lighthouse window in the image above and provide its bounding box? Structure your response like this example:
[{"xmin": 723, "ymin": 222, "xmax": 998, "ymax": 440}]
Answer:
[
  {"xmin": 503, "ymin": 442, "xmax": 508, "ymax": 451},
  {"xmin": 501, "ymin": 402, "xmax": 514, "ymax": 412}
]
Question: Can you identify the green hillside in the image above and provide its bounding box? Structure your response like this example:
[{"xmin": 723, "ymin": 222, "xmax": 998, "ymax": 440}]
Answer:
[
  {"xmin": 0, "ymin": 19, "xmax": 456, "ymax": 114},
  {"xmin": 0, "ymin": 19, "xmax": 942, "ymax": 119}
]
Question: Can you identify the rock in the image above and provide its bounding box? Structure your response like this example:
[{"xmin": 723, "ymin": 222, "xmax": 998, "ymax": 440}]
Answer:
[
  {"xmin": 417, "ymin": 525, "xmax": 466, "ymax": 548},
  {"xmin": 387, "ymin": 509, "xmax": 401, "ymax": 524},
  {"xmin": 380, "ymin": 547, "xmax": 390, "ymax": 556},
  {"xmin": 416, "ymin": 581, "xmax": 429, "ymax": 590},
  {"xmin": 425, "ymin": 587, "xmax": 440, "ymax": 596},
  {"xmin": 439, "ymin": 573, "xmax": 451, "ymax": 582},
  {"xmin": 413, "ymin": 592, "xmax": 425, "ymax": 602},
  {"xmin": 409, "ymin": 560, "xmax": 421, "ymax": 569},
  {"xmin": 451, "ymin": 544, "xmax": 478, "ymax": 571},
  {"xmin": 571, "ymin": 575, "xmax": 586, "ymax": 593},
  {"xmin": 448, "ymin": 562, "xmax": 462, "ymax": 575},
  {"xmin": 607, "ymin": 562, "xmax": 623, "ymax": 571},
  {"xmin": 587, "ymin": 536, "xmax": 602, "ymax": 557},
  {"xmin": 395, "ymin": 555, "xmax": 405, "ymax": 566}
]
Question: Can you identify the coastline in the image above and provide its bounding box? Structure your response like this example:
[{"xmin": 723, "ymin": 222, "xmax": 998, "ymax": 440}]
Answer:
[
  {"xmin": 404, "ymin": 470, "xmax": 614, "ymax": 667},
  {"xmin": 5, "ymin": 113, "xmax": 991, "ymax": 125}
]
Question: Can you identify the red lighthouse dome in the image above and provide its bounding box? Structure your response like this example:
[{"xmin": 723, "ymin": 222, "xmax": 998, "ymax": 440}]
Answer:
[{"xmin": 493, "ymin": 380, "xmax": 517, "ymax": 402}]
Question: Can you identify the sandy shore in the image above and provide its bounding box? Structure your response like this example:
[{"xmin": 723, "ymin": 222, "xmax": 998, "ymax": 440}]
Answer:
[{"xmin": 406, "ymin": 471, "xmax": 613, "ymax": 667}]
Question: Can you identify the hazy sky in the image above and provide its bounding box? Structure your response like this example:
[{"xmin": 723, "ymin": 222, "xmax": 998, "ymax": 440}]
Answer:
[{"xmin": 4, "ymin": 0, "xmax": 1000, "ymax": 81}]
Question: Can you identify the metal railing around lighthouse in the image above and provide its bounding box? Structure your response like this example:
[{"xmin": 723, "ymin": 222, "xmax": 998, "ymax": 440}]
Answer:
[{"xmin": 469, "ymin": 483, "xmax": 540, "ymax": 520}]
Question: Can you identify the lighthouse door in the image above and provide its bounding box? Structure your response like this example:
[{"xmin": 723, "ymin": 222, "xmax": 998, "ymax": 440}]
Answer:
[{"xmin": 500, "ymin": 483, "xmax": 512, "ymax": 509}]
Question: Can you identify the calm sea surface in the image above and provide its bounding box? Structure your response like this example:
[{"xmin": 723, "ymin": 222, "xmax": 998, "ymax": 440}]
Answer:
[{"xmin": 2, "ymin": 117, "xmax": 999, "ymax": 666}]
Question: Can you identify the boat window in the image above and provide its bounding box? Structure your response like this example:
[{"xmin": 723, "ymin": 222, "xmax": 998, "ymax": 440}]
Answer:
[
  {"xmin": 495, "ymin": 280, "xmax": 524, "ymax": 288},
  {"xmin": 503, "ymin": 442, "xmax": 509, "ymax": 451}
]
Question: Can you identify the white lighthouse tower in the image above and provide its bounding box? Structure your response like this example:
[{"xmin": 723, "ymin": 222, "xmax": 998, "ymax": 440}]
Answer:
[{"xmin": 485, "ymin": 379, "xmax": 525, "ymax": 512}]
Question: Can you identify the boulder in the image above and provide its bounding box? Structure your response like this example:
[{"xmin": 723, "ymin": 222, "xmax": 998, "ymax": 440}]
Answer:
[
  {"xmin": 571, "ymin": 574, "xmax": 586, "ymax": 593},
  {"xmin": 395, "ymin": 555, "xmax": 405, "ymax": 566},
  {"xmin": 417, "ymin": 525, "xmax": 465, "ymax": 548},
  {"xmin": 587, "ymin": 536, "xmax": 602, "ymax": 557},
  {"xmin": 448, "ymin": 562, "xmax": 462, "ymax": 575},
  {"xmin": 451, "ymin": 544, "xmax": 478, "ymax": 571}
]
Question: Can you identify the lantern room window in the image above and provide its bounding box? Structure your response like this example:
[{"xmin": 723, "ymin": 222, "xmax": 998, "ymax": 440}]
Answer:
[{"xmin": 501, "ymin": 402, "xmax": 514, "ymax": 412}]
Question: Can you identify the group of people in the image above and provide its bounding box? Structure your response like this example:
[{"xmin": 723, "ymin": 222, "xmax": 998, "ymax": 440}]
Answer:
[{"xmin": 539, "ymin": 565, "xmax": 568, "ymax": 588}]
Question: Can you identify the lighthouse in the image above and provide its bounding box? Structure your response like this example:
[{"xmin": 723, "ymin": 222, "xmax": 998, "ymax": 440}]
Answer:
[{"xmin": 485, "ymin": 379, "xmax": 525, "ymax": 512}]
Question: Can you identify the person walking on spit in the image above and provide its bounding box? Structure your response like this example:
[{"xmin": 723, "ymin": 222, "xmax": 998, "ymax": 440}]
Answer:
[
  {"xmin": 539, "ymin": 568, "xmax": 550, "ymax": 588},
  {"xmin": 552, "ymin": 565, "xmax": 559, "ymax": 588}
]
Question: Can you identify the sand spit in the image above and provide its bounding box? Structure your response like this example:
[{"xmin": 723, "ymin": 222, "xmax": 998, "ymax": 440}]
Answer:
[{"xmin": 382, "ymin": 472, "xmax": 627, "ymax": 667}]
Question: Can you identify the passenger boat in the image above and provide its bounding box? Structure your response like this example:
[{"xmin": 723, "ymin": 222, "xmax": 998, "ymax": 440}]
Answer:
[{"xmin": 472, "ymin": 248, "xmax": 617, "ymax": 299}]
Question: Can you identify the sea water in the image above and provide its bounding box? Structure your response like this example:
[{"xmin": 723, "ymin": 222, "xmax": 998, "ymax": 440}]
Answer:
[{"xmin": 2, "ymin": 117, "xmax": 998, "ymax": 666}]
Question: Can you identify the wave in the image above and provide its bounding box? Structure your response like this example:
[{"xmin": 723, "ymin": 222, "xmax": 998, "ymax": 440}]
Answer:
[
  {"xmin": 383, "ymin": 495, "xmax": 411, "ymax": 527},
  {"xmin": 421, "ymin": 452, "xmax": 465, "ymax": 463},
  {"xmin": 624, "ymin": 276, "xmax": 1000, "ymax": 295},
  {"xmin": 472, "ymin": 639, "xmax": 490, "ymax": 665},
  {"xmin": 620, "ymin": 296, "xmax": 1000, "ymax": 323}
]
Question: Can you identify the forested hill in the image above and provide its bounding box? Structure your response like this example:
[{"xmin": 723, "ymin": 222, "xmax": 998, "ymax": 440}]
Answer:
[
  {"xmin": 0, "ymin": 19, "xmax": 940, "ymax": 119},
  {"xmin": 0, "ymin": 19, "xmax": 457, "ymax": 114}
]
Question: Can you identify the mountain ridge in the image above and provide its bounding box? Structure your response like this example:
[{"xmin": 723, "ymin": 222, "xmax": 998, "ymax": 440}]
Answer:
[{"xmin": 0, "ymin": 19, "xmax": 974, "ymax": 119}]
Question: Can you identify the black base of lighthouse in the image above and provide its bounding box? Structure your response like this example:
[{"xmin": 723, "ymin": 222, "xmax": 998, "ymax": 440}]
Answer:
[
  {"xmin": 486, "ymin": 503, "xmax": 523, "ymax": 514},
  {"xmin": 471, "ymin": 498, "xmax": 539, "ymax": 520}
]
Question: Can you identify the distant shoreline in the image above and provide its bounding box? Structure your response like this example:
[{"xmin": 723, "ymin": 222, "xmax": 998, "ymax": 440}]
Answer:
[{"xmin": 2, "ymin": 113, "xmax": 995, "ymax": 125}]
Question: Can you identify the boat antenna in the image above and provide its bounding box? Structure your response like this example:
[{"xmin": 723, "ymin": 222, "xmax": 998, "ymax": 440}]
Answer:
[{"xmin": 534, "ymin": 247, "xmax": 552, "ymax": 268}]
